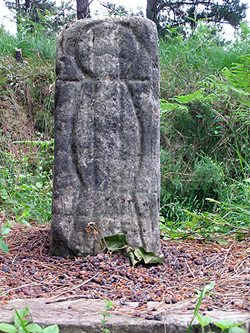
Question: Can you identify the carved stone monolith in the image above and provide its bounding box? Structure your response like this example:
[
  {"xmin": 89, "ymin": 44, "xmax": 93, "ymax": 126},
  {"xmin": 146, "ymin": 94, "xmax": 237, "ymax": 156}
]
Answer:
[{"xmin": 50, "ymin": 17, "xmax": 161, "ymax": 258}]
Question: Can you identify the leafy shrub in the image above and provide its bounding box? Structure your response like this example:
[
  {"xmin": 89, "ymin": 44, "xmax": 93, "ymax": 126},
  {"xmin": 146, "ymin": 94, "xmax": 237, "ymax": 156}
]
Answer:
[
  {"xmin": 0, "ymin": 137, "xmax": 53, "ymax": 224},
  {"xmin": 190, "ymin": 156, "xmax": 224, "ymax": 204}
]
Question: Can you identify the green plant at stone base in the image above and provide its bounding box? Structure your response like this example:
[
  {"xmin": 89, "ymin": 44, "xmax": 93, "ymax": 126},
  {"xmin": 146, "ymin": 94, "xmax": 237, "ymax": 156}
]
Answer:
[
  {"xmin": 187, "ymin": 281, "xmax": 246, "ymax": 333},
  {"xmin": 99, "ymin": 299, "xmax": 115, "ymax": 333},
  {"xmin": 0, "ymin": 306, "xmax": 59, "ymax": 333},
  {"xmin": 196, "ymin": 316, "xmax": 246, "ymax": 333},
  {"xmin": 187, "ymin": 280, "xmax": 215, "ymax": 333},
  {"xmin": 196, "ymin": 313, "xmax": 211, "ymax": 333},
  {"xmin": 213, "ymin": 321, "xmax": 246, "ymax": 333},
  {"xmin": 103, "ymin": 233, "xmax": 164, "ymax": 266}
]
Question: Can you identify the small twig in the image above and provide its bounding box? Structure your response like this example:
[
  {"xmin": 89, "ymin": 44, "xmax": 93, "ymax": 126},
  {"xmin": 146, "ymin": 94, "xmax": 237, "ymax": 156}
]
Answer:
[
  {"xmin": 173, "ymin": 257, "xmax": 178, "ymax": 265},
  {"xmin": 203, "ymin": 257, "xmax": 222, "ymax": 271},
  {"xmin": 234, "ymin": 259, "xmax": 247, "ymax": 274},
  {"xmin": 46, "ymin": 273, "xmax": 99, "ymax": 303},
  {"xmin": 184, "ymin": 258, "xmax": 195, "ymax": 278},
  {"xmin": 46, "ymin": 294, "xmax": 93, "ymax": 304},
  {"xmin": 0, "ymin": 282, "xmax": 40, "ymax": 296},
  {"xmin": 223, "ymin": 241, "xmax": 235, "ymax": 264},
  {"xmin": 11, "ymin": 253, "xmax": 19, "ymax": 264}
]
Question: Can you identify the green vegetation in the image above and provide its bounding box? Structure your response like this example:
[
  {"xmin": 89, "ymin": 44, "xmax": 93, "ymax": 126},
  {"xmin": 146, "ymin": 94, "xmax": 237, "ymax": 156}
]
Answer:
[
  {"xmin": 0, "ymin": 16, "xmax": 250, "ymax": 252},
  {"xmin": 0, "ymin": 306, "xmax": 59, "ymax": 332},
  {"xmin": 99, "ymin": 299, "xmax": 115, "ymax": 333},
  {"xmin": 159, "ymin": 22, "xmax": 250, "ymax": 242},
  {"xmin": 104, "ymin": 233, "xmax": 164, "ymax": 265},
  {"xmin": 4, "ymin": 0, "xmax": 75, "ymax": 35},
  {"xmin": 187, "ymin": 280, "xmax": 215, "ymax": 333},
  {"xmin": 188, "ymin": 281, "xmax": 246, "ymax": 333},
  {"xmin": 0, "ymin": 22, "xmax": 55, "ymax": 252}
]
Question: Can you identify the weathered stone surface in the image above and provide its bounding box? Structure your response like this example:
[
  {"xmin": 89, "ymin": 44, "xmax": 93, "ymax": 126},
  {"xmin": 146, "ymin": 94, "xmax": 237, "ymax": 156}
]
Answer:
[
  {"xmin": 50, "ymin": 17, "xmax": 161, "ymax": 257},
  {"xmin": 2, "ymin": 299, "xmax": 250, "ymax": 333}
]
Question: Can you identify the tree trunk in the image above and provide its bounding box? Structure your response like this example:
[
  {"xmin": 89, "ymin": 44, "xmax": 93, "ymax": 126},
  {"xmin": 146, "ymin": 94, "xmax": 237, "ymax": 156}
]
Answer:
[
  {"xmin": 76, "ymin": 0, "xmax": 91, "ymax": 20},
  {"xmin": 146, "ymin": 0, "xmax": 163, "ymax": 35},
  {"xmin": 15, "ymin": 0, "xmax": 20, "ymax": 33},
  {"xmin": 25, "ymin": 0, "xmax": 31, "ymax": 13},
  {"xmin": 146, "ymin": 0, "xmax": 158, "ymax": 23}
]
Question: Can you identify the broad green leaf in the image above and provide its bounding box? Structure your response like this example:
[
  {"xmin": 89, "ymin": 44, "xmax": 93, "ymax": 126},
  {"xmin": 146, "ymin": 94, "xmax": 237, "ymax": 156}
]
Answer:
[
  {"xmin": 134, "ymin": 247, "xmax": 164, "ymax": 264},
  {"xmin": 229, "ymin": 322, "xmax": 246, "ymax": 328},
  {"xmin": 0, "ymin": 240, "xmax": 9, "ymax": 254},
  {"xmin": 174, "ymin": 89, "xmax": 204, "ymax": 104},
  {"xmin": 0, "ymin": 189, "xmax": 8, "ymax": 200},
  {"xmin": 1, "ymin": 226, "xmax": 11, "ymax": 236},
  {"xmin": 217, "ymin": 239, "xmax": 228, "ymax": 245},
  {"xmin": 159, "ymin": 216, "xmax": 165, "ymax": 223},
  {"xmin": 214, "ymin": 320, "xmax": 235, "ymax": 329},
  {"xmin": 0, "ymin": 323, "xmax": 17, "ymax": 333},
  {"xmin": 127, "ymin": 249, "xmax": 140, "ymax": 266},
  {"xmin": 160, "ymin": 102, "xmax": 187, "ymax": 113},
  {"xmin": 13, "ymin": 306, "xmax": 30, "ymax": 331},
  {"xmin": 183, "ymin": 210, "xmax": 201, "ymax": 218},
  {"xmin": 167, "ymin": 233, "xmax": 183, "ymax": 237},
  {"xmin": 43, "ymin": 325, "xmax": 59, "ymax": 333},
  {"xmin": 18, "ymin": 328, "xmax": 26, "ymax": 333},
  {"xmin": 229, "ymin": 327, "xmax": 246, "ymax": 333},
  {"xmin": 196, "ymin": 313, "xmax": 211, "ymax": 327},
  {"xmin": 195, "ymin": 282, "xmax": 215, "ymax": 296},
  {"xmin": 25, "ymin": 323, "xmax": 43, "ymax": 332},
  {"xmin": 203, "ymin": 281, "xmax": 215, "ymax": 294},
  {"xmin": 104, "ymin": 299, "xmax": 114, "ymax": 310},
  {"xmin": 36, "ymin": 182, "xmax": 43, "ymax": 189},
  {"xmin": 102, "ymin": 313, "xmax": 112, "ymax": 318},
  {"xmin": 22, "ymin": 319, "xmax": 29, "ymax": 326},
  {"xmin": 103, "ymin": 329, "xmax": 110, "ymax": 333},
  {"xmin": 16, "ymin": 307, "xmax": 30, "ymax": 319},
  {"xmin": 104, "ymin": 233, "xmax": 128, "ymax": 251},
  {"xmin": 19, "ymin": 219, "xmax": 31, "ymax": 227}
]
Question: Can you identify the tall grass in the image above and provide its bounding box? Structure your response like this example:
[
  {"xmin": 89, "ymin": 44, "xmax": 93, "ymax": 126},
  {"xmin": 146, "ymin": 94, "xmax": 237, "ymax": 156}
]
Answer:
[
  {"xmin": 159, "ymin": 22, "xmax": 250, "ymax": 99},
  {"xmin": 0, "ymin": 17, "xmax": 56, "ymax": 60}
]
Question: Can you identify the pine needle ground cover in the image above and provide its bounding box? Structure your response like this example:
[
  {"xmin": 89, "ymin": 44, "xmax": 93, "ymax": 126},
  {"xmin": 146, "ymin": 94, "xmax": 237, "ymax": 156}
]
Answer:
[
  {"xmin": 0, "ymin": 223, "xmax": 249, "ymax": 313},
  {"xmin": 0, "ymin": 19, "xmax": 250, "ymax": 316}
]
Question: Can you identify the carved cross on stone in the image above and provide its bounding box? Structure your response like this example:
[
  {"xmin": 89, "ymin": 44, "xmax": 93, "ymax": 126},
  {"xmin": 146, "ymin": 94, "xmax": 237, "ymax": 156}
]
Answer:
[{"xmin": 50, "ymin": 17, "xmax": 161, "ymax": 258}]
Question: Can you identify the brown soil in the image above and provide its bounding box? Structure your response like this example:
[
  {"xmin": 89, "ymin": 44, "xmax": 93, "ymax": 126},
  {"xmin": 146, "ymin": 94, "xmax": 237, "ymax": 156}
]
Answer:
[{"xmin": 0, "ymin": 224, "xmax": 249, "ymax": 312}]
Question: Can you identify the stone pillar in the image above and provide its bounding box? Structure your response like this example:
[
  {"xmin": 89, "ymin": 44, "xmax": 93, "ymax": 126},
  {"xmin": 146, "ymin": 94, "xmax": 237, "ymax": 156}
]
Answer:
[{"xmin": 50, "ymin": 17, "xmax": 161, "ymax": 258}]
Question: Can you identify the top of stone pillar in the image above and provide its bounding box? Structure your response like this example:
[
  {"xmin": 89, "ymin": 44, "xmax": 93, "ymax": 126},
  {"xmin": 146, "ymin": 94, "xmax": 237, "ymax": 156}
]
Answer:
[{"xmin": 56, "ymin": 17, "xmax": 159, "ymax": 83}]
